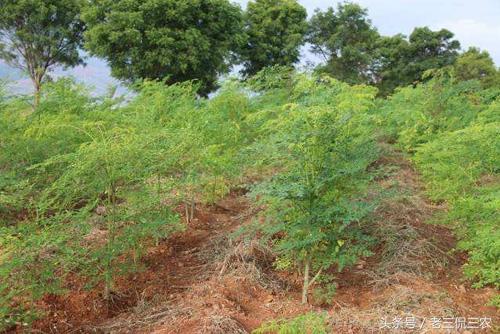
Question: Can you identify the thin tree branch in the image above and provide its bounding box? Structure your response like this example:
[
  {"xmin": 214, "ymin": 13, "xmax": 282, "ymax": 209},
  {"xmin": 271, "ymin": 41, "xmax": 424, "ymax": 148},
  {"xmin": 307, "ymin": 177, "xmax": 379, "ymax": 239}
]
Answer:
[{"xmin": 308, "ymin": 267, "xmax": 323, "ymax": 287}]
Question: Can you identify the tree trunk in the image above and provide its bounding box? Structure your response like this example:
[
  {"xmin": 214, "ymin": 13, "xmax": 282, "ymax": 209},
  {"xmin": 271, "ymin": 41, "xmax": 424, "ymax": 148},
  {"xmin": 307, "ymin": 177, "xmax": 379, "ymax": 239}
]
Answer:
[
  {"xmin": 103, "ymin": 280, "xmax": 110, "ymax": 301},
  {"xmin": 31, "ymin": 70, "xmax": 44, "ymax": 109},
  {"xmin": 184, "ymin": 202, "xmax": 190, "ymax": 224},
  {"xmin": 190, "ymin": 197, "xmax": 195, "ymax": 221},
  {"xmin": 301, "ymin": 258, "xmax": 323, "ymax": 304},
  {"xmin": 33, "ymin": 79, "xmax": 41, "ymax": 109},
  {"xmin": 302, "ymin": 259, "xmax": 310, "ymax": 304}
]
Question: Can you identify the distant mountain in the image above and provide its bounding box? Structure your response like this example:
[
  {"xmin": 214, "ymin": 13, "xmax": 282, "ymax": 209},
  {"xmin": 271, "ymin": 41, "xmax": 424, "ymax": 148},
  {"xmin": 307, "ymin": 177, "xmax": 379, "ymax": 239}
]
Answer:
[{"xmin": 0, "ymin": 58, "xmax": 121, "ymax": 96}]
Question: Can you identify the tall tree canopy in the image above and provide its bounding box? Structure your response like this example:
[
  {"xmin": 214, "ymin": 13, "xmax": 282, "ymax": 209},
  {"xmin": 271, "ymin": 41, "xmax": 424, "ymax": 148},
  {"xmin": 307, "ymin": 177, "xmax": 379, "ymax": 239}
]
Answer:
[
  {"xmin": 0, "ymin": 0, "xmax": 85, "ymax": 106},
  {"xmin": 307, "ymin": 6, "xmax": 467, "ymax": 95},
  {"xmin": 83, "ymin": 0, "xmax": 244, "ymax": 96},
  {"xmin": 452, "ymin": 47, "xmax": 499, "ymax": 88},
  {"xmin": 376, "ymin": 27, "xmax": 461, "ymax": 95},
  {"xmin": 240, "ymin": 0, "xmax": 307, "ymax": 77},
  {"xmin": 307, "ymin": 2, "xmax": 379, "ymax": 85}
]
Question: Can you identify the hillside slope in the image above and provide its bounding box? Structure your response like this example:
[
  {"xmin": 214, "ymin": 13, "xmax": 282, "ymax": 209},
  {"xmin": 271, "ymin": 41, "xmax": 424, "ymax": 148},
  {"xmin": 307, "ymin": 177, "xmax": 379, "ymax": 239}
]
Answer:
[{"xmin": 23, "ymin": 146, "xmax": 498, "ymax": 334}]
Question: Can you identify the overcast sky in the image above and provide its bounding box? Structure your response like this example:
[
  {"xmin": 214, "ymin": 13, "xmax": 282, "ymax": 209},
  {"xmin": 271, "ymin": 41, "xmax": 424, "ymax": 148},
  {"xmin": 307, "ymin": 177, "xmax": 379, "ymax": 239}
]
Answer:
[{"xmin": 1, "ymin": 0, "xmax": 499, "ymax": 94}]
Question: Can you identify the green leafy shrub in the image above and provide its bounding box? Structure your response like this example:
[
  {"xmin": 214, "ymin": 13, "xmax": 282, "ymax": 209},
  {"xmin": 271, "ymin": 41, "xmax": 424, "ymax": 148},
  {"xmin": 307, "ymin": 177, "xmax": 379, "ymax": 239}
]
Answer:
[
  {"xmin": 0, "ymin": 78, "xmax": 254, "ymax": 327},
  {"xmin": 414, "ymin": 122, "xmax": 499, "ymax": 201},
  {"xmin": 413, "ymin": 121, "xmax": 499, "ymax": 289},
  {"xmin": 477, "ymin": 98, "xmax": 500, "ymax": 124},
  {"xmin": 381, "ymin": 74, "xmax": 485, "ymax": 151},
  {"xmin": 455, "ymin": 190, "xmax": 499, "ymax": 288},
  {"xmin": 249, "ymin": 75, "xmax": 378, "ymax": 303}
]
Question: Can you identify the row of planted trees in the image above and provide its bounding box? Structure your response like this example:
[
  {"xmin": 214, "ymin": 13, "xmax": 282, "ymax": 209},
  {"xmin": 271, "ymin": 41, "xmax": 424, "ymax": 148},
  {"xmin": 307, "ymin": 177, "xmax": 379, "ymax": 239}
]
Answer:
[
  {"xmin": 380, "ymin": 69, "xmax": 499, "ymax": 305},
  {"xmin": 1, "ymin": 70, "xmax": 383, "ymax": 327},
  {"xmin": 0, "ymin": 78, "xmax": 254, "ymax": 326}
]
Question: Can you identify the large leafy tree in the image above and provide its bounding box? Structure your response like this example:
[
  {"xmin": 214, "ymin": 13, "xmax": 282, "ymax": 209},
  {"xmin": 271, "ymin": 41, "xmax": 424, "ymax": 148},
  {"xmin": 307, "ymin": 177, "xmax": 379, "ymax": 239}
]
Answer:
[
  {"xmin": 372, "ymin": 34, "xmax": 409, "ymax": 95},
  {"xmin": 0, "ymin": 0, "xmax": 85, "ymax": 107},
  {"xmin": 376, "ymin": 27, "xmax": 461, "ymax": 95},
  {"xmin": 240, "ymin": 0, "xmax": 307, "ymax": 77},
  {"xmin": 307, "ymin": 2, "xmax": 379, "ymax": 85},
  {"xmin": 452, "ymin": 47, "xmax": 499, "ymax": 88},
  {"xmin": 83, "ymin": 0, "xmax": 244, "ymax": 96}
]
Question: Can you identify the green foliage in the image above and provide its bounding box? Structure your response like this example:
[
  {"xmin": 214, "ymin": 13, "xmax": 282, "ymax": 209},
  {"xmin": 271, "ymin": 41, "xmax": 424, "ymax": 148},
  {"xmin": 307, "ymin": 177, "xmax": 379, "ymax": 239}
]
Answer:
[
  {"xmin": 83, "ymin": 0, "xmax": 244, "ymax": 96},
  {"xmin": 0, "ymin": 210, "xmax": 84, "ymax": 326},
  {"xmin": 452, "ymin": 47, "xmax": 500, "ymax": 88},
  {"xmin": 2, "ymin": 71, "xmax": 383, "ymax": 325},
  {"xmin": 488, "ymin": 294, "xmax": 500, "ymax": 308},
  {"xmin": 376, "ymin": 27, "xmax": 461, "ymax": 95},
  {"xmin": 414, "ymin": 123, "xmax": 499, "ymax": 201},
  {"xmin": 452, "ymin": 187, "xmax": 499, "ymax": 289},
  {"xmin": 1, "ymin": 1, "xmax": 499, "ymax": 327},
  {"xmin": 477, "ymin": 98, "xmax": 500, "ymax": 124},
  {"xmin": 249, "ymin": 74, "xmax": 378, "ymax": 303},
  {"xmin": 381, "ymin": 73, "xmax": 484, "ymax": 150},
  {"xmin": 307, "ymin": 6, "xmax": 463, "ymax": 95},
  {"xmin": 1, "ymin": 79, "xmax": 99, "ymax": 221},
  {"xmin": 253, "ymin": 312, "xmax": 329, "ymax": 334},
  {"xmin": 0, "ymin": 0, "xmax": 85, "ymax": 105},
  {"xmin": 1, "ymin": 39, "xmax": 497, "ymax": 328},
  {"xmin": 307, "ymin": 3, "xmax": 379, "ymax": 85},
  {"xmin": 0, "ymin": 77, "xmax": 254, "ymax": 328},
  {"xmin": 415, "ymin": 124, "xmax": 499, "ymax": 289},
  {"xmin": 240, "ymin": 0, "xmax": 307, "ymax": 77},
  {"xmin": 311, "ymin": 274, "xmax": 337, "ymax": 305}
]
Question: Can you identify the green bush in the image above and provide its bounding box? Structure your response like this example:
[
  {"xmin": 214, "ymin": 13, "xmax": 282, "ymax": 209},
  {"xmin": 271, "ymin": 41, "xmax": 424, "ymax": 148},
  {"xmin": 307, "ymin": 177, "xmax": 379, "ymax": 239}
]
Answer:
[
  {"xmin": 453, "ymin": 187, "xmax": 500, "ymax": 288},
  {"xmin": 249, "ymin": 75, "xmax": 377, "ymax": 304},
  {"xmin": 414, "ymin": 122, "xmax": 499, "ymax": 201},
  {"xmin": 413, "ymin": 121, "xmax": 499, "ymax": 289},
  {"xmin": 381, "ymin": 75, "xmax": 485, "ymax": 151},
  {"xmin": 2, "ymin": 66, "xmax": 498, "ymax": 329}
]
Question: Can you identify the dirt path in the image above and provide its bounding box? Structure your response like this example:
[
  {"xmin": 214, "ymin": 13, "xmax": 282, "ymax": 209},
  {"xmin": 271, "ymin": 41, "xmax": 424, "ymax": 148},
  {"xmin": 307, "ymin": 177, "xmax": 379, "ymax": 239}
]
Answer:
[
  {"xmin": 92, "ymin": 190, "xmax": 309, "ymax": 333},
  {"xmin": 28, "ymin": 191, "xmax": 258, "ymax": 333},
  {"xmin": 29, "ymin": 148, "xmax": 498, "ymax": 333},
  {"xmin": 325, "ymin": 147, "xmax": 499, "ymax": 333}
]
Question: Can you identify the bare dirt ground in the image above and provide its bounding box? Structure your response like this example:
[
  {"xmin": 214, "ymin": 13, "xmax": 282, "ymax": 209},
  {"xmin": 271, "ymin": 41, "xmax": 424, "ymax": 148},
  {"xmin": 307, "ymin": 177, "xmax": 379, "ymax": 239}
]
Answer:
[{"xmin": 23, "ymin": 148, "xmax": 499, "ymax": 333}]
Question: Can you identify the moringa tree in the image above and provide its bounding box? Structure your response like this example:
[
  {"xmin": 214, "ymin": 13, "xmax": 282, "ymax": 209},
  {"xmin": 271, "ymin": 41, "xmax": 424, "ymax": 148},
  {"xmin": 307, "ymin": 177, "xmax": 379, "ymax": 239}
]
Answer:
[
  {"xmin": 250, "ymin": 73, "xmax": 378, "ymax": 304},
  {"xmin": 0, "ymin": 0, "xmax": 85, "ymax": 107}
]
